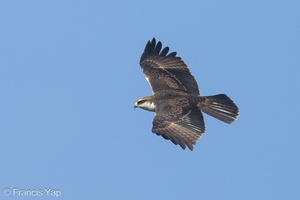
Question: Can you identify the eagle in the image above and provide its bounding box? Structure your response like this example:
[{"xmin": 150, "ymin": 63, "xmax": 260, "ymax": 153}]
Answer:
[{"xmin": 134, "ymin": 38, "xmax": 239, "ymax": 151}]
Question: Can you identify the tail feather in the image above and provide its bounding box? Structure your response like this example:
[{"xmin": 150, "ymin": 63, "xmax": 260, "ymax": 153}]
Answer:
[{"xmin": 198, "ymin": 94, "xmax": 239, "ymax": 124}]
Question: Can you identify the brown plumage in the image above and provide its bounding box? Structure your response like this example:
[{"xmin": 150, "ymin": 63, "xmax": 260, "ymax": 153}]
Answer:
[{"xmin": 134, "ymin": 38, "xmax": 239, "ymax": 150}]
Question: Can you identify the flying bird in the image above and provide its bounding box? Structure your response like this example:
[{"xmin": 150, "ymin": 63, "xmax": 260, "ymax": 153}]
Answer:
[{"xmin": 134, "ymin": 38, "xmax": 239, "ymax": 151}]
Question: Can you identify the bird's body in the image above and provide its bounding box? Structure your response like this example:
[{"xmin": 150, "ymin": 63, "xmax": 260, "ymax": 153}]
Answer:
[
  {"xmin": 136, "ymin": 90, "xmax": 198, "ymax": 112},
  {"xmin": 134, "ymin": 38, "xmax": 239, "ymax": 150}
]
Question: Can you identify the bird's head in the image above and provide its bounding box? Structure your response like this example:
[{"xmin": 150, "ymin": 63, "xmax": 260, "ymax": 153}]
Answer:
[{"xmin": 134, "ymin": 97, "xmax": 156, "ymax": 112}]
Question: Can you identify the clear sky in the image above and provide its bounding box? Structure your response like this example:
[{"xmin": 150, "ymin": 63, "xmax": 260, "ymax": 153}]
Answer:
[{"xmin": 1, "ymin": 0, "xmax": 299, "ymax": 199}]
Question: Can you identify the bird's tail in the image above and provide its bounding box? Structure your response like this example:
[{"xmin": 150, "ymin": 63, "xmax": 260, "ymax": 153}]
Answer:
[{"xmin": 198, "ymin": 94, "xmax": 239, "ymax": 124}]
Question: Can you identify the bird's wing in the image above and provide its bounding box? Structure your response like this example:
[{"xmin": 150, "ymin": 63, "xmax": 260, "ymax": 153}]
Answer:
[
  {"xmin": 140, "ymin": 38, "xmax": 200, "ymax": 95},
  {"xmin": 152, "ymin": 102, "xmax": 205, "ymax": 150}
]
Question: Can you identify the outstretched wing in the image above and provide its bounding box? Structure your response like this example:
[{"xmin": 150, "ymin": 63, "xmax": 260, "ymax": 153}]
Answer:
[
  {"xmin": 140, "ymin": 38, "xmax": 200, "ymax": 95},
  {"xmin": 152, "ymin": 103, "xmax": 205, "ymax": 151}
]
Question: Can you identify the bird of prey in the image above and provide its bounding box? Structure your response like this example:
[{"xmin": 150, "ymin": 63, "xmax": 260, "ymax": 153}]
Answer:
[{"xmin": 134, "ymin": 38, "xmax": 239, "ymax": 151}]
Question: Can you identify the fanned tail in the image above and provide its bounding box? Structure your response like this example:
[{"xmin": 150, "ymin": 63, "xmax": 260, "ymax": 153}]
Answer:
[{"xmin": 198, "ymin": 94, "xmax": 239, "ymax": 124}]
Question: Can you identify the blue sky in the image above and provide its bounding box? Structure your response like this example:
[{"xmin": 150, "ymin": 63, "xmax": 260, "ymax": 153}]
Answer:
[{"xmin": 1, "ymin": 0, "xmax": 299, "ymax": 199}]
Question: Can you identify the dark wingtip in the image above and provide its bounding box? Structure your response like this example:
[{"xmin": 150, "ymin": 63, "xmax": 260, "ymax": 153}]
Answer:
[
  {"xmin": 140, "ymin": 38, "xmax": 178, "ymax": 65},
  {"xmin": 159, "ymin": 133, "xmax": 194, "ymax": 151},
  {"xmin": 151, "ymin": 37, "xmax": 156, "ymax": 44}
]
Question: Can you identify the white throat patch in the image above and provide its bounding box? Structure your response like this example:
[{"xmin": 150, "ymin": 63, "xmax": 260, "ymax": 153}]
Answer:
[{"xmin": 140, "ymin": 101, "xmax": 156, "ymax": 112}]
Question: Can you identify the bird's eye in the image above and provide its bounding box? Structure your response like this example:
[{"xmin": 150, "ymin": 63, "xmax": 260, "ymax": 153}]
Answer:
[{"xmin": 138, "ymin": 100, "xmax": 145, "ymax": 105}]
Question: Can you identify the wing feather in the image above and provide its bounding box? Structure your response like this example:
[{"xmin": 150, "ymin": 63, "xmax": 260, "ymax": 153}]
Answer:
[
  {"xmin": 140, "ymin": 38, "xmax": 200, "ymax": 95},
  {"xmin": 152, "ymin": 104, "xmax": 205, "ymax": 151},
  {"xmin": 160, "ymin": 46, "xmax": 169, "ymax": 56}
]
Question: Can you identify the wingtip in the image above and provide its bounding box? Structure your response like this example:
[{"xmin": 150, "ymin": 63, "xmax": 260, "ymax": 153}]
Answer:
[{"xmin": 177, "ymin": 141, "xmax": 195, "ymax": 151}]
